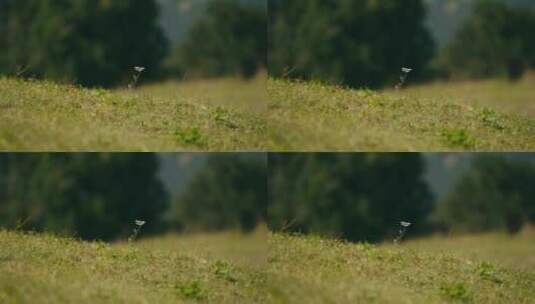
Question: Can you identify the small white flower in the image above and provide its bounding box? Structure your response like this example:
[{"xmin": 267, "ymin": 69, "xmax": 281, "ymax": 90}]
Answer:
[
  {"xmin": 135, "ymin": 220, "xmax": 146, "ymax": 226},
  {"xmin": 401, "ymin": 67, "xmax": 412, "ymax": 73},
  {"xmin": 134, "ymin": 66, "xmax": 145, "ymax": 73},
  {"xmin": 400, "ymin": 221, "xmax": 412, "ymax": 227}
]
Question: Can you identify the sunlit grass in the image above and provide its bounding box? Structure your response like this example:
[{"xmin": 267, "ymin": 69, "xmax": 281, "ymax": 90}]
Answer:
[
  {"xmin": 133, "ymin": 226, "xmax": 268, "ymax": 269},
  {"xmin": 0, "ymin": 76, "xmax": 266, "ymax": 151},
  {"xmin": 138, "ymin": 74, "xmax": 267, "ymax": 113},
  {"xmin": 268, "ymin": 78, "xmax": 534, "ymax": 151},
  {"xmin": 400, "ymin": 228, "xmax": 535, "ymax": 270},
  {"xmin": 1, "ymin": 228, "xmax": 533, "ymax": 303},
  {"xmin": 389, "ymin": 71, "xmax": 535, "ymax": 116},
  {"xmin": 268, "ymin": 232, "xmax": 535, "ymax": 303},
  {"xmin": 0, "ymin": 229, "xmax": 267, "ymax": 303}
]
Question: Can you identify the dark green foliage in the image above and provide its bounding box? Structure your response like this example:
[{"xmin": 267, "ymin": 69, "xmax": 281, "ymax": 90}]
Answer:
[
  {"xmin": 0, "ymin": 0, "xmax": 168, "ymax": 87},
  {"xmin": 438, "ymin": 0, "xmax": 535, "ymax": 80},
  {"xmin": 168, "ymin": 0, "xmax": 266, "ymax": 78},
  {"xmin": 268, "ymin": 153, "xmax": 433, "ymax": 243},
  {"xmin": 0, "ymin": 154, "xmax": 169, "ymax": 241},
  {"xmin": 436, "ymin": 155, "xmax": 535, "ymax": 234},
  {"xmin": 175, "ymin": 154, "xmax": 266, "ymax": 232},
  {"xmin": 268, "ymin": 0, "xmax": 435, "ymax": 88},
  {"xmin": 426, "ymin": 0, "xmax": 535, "ymax": 48}
]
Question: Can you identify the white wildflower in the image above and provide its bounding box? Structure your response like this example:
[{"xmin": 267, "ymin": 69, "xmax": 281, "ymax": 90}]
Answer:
[
  {"xmin": 134, "ymin": 66, "xmax": 145, "ymax": 73},
  {"xmin": 394, "ymin": 221, "xmax": 413, "ymax": 244},
  {"xmin": 396, "ymin": 67, "xmax": 413, "ymax": 89},
  {"xmin": 400, "ymin": 221, "xmax": 412, "ymax": 227},
  {"xmin": 135, "ymin": 220, "xmax": 146, "ymax": 226}
]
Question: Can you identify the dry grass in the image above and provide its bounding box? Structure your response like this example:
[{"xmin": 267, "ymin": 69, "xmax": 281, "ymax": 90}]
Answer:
[
  {"xmin": 1, "ymin": 228, "xmax": 533, "ymax": 303},
  {"xmin": 268, "ymin": 78, "xmax": 535, "ymax": 151},
  {"xmin": 389, "ymin": 72, "xmax": 535, "ymax": 116},
  {"xmin": 0, "ymin": 229, "xmax": 267, "ymax": 303},
  {"xmin": 268, "ymin": 232, "xmax": 535, "ymax": 303},
  {"xmin": 0, "ymin": 76, "xmax": 266, "ymax": 151}
]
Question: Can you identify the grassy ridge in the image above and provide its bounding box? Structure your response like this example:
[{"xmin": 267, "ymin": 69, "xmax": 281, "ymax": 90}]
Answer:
[
  {"xmin": 0, "ymin": 230, "xmax": 267, "ymax": 303},
  {"xmin": 136, "ymin": 229, "xmax": 268, "ymax": 269},
  {"xmin": 393, "ymin": 73, "xmax": 535, "ymax": 117},
  {"xmin": 0, "ymin": 77, "xmax": 266, "ymax": 151},
  {"xmin": 1, "ymin": 229, "xmax": 534, "ymax": 303},
  {"xmin": 2, "ymin": 75, "xmax": 533, "ymax": 151},
  {"xmin": 401, "ymin": 230, "xmax": 535, "ymax": 270},
  {"xmin": 268, "ymin": 78, "xmax": 535, "ymax": 151},
  {"xmin": 268, "ymin": 233, "xmax": 535, "ymax": 303}
]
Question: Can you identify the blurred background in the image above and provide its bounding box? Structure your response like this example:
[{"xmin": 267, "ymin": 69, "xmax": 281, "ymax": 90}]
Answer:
[
  {"xmin": 0, "ymin": 0, "xmax": 266, "ymax": 88},
  {"xmin": 269, "ymin": 0, "xmax": 535, "ymax": 89},
  {"xmin": 268, "ymin": 153, "xmax": 535, "ymax": 243},
  {"xmin": 0, "ymin": 153, "xmax": 266, "ymax": 242}
]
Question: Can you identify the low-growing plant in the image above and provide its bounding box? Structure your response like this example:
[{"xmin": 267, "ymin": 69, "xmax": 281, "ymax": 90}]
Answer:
[
  {"xmin": 441, "ymin": 128, "xmax": 476, "ymax": 149},
  {"xmin": 173, "ymin": 127, "xmax": 204, "ymax": 146},
  {"xmin": 213, "ymin": 260, "xmax": 238, "ymax": 283},
  {"xmin": 175, "ymin": 280, "xmax": 206, "ymax": 300},
  {"xmin": 479, "ymin": 108, "xmax": 505, "ymax": 130},
  {"xmin": 91, "ymin": 88, "xmax": 109, "ymax": 100},
  {"xmin": 476, "ymin": 261, "xmax": 504, "ymax": 284},
  {"xmin": 440, "ymin": 281, "xmax": 472, "ymax": 303},
  {"xmin": 211, "ymin": 107, "xmax": 239, "ymax": 129}
]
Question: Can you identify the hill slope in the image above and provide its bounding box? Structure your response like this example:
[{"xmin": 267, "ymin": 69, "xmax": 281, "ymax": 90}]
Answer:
[
  {"xmin": 395, "ymin": 73, "xmax": 535, "ymax": 116},
  {"xmin": 0, "ymin": 230, "xmax": 267, "ymax": 303},
  {"xmin": 2, "ymin": 230, "xmax": 533, "ymax": 303},
  {"xmin": 267, "ymin": 78, "xmax": 535, "ymax": 151},
  {"xmin": 268, "ymin": 233, "xmax": 535, "ymax": 303},
  {"xmin": 0, "ymin": 77, "xmax": 266, "ymax": 151}
]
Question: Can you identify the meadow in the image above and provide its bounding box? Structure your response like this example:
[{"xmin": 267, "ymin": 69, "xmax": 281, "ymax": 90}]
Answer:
[
  {"xmin": 2, "ymin": 74, "xmax": 533, "ymax": 151},
  {"xmin": 393, "ymin": 72, "xmax": 535, "ymax": 117},
  {"xmin": 2, "ymin": 228, "xmax": 533, "ymax": 303},
  {"xmin": 268, "ymin": 231, "xmax": 535, "ymax": 303},
  {"xmin": 0, "ymin": 76, "xmax": 266, "ymax": 151},
  {"xmin": 0, "ymin": 229, "xmax": 268, "ymax": 303},
  {"xmin": 267, "ymin": 76, "xmax": 535, "ymax": 151}
]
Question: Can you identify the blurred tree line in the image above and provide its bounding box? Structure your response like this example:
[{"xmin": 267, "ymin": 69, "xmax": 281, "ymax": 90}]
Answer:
[
  {"xmin": 1, "ymin": 153, "xmax": 533, "ymax": 242},
  {"xmin": 269, "ymin": 153, "xmax": 535, "ymax": 242},
  {"xmin": 0, "ymin": 0, "xmax": 168, "ymax": 87},
  {"xmin": 435, "ymin": 155, "xmax": 535, "ymax": 234},
  {"xmin": 269, "ymin": 0, "xmax": 435, "ymax": 89},
  {"xmin": 269, "ymin": 0, "xmax": 535, "ymax": 88},
  {"xmin": 0, "ymin": 154, "xmax": 266, "ymax": 241},
  {"xmin": 437, "ymin": 0, "xmax": 535, "ymax": 80},
  {"xmin": 269, "ymin": 153, "xmax": 434, "ymax": 242},
  {"xmin": 0, "ymin": 0, "xmax": 265, "ymax": 87},
  {"xmin": 164, "ymin": 0, "xmax": 266, "ymax": 79},
  {"xmin": 173, "ymin": 154, "xmax": 267, "ymax": 233},
  {"xmin": 0, "ymin": 154, "xmax": 168, "ymax": 240}
]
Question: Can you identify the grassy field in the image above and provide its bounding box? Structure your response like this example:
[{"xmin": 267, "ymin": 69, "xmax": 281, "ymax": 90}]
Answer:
[
  {"xmin": 0, "ymin": 229, "xmax": 267, "ymax": 303},
  {"xmin": 268, "ymin": 78, "xmax": 535, "ymax": 151},
  {"xmin": 3, "ymin": 75, "xmax": 533, "ymax": 151},
  {"xmin": 1, "ymin": 229, "xmax": 534, "ymax": 303},
  {"xmin": 401, "ymin": 230, "xmax": 535, "ymax": 271},
  {"xmin": 0, "ymin": 76, "xmax": 266, "ymax": 151},
  {"xmin": 135, "ymin": 228, "xmax": 268, "ymax": 269},
  {"xmin": 268, "ymin": 232, "xmax": 535, "ymax": 303},
  {"xmin": 393, "ymin": 72, "xmax": 535, "ymax": 117}
]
